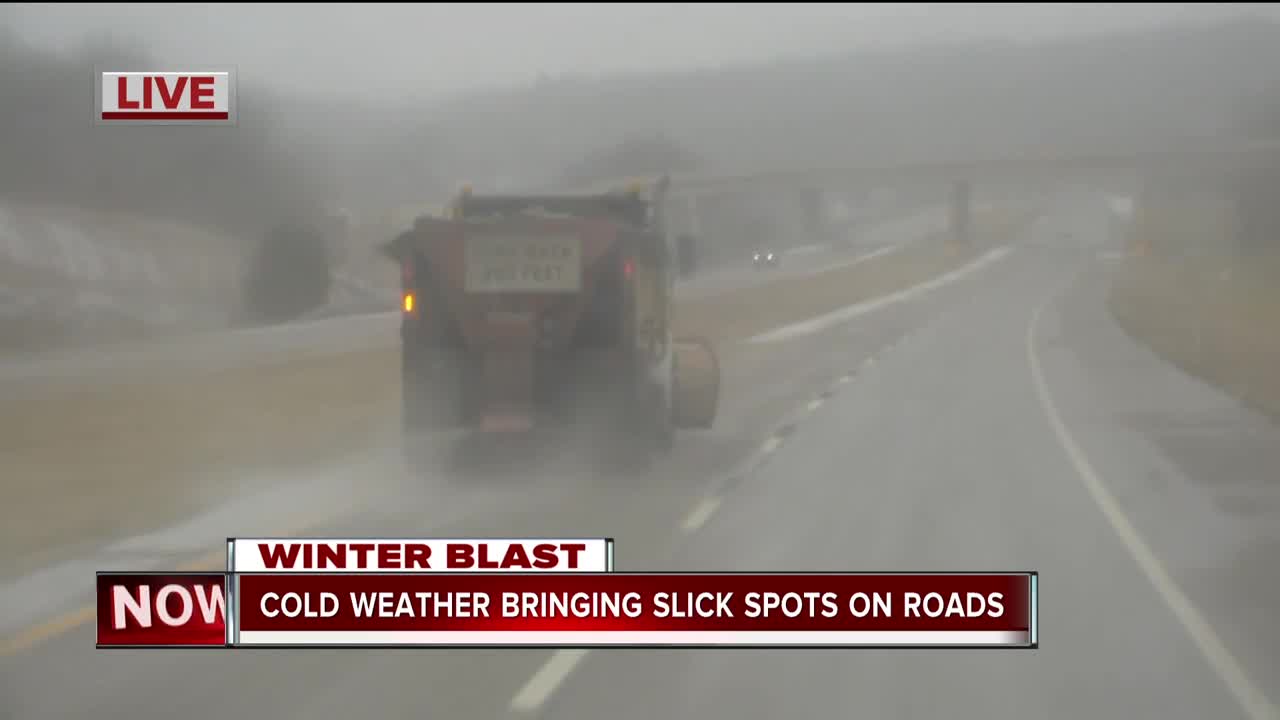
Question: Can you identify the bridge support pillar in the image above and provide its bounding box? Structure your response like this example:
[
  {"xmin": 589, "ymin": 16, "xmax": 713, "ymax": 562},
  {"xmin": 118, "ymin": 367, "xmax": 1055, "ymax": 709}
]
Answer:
[
  {"xmin": 949, "ymin": 179, "xmax": 972, "ymax": 244},
  {"xmin": 676, "ymin": 192, "xmax": 704, "ymax": 277}
]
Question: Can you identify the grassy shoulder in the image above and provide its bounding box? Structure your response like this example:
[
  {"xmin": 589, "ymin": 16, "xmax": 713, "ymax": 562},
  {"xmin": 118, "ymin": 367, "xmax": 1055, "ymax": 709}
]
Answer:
[
  {"xmin": 676, "ymin": 210, "xmax": 1026, "ymax": 341},
  {"xmin": 2, "ymin": 207, "xmax": 1032, "ymax": 575},
  {"xmin": 3, "ymin": 348, "xmax": 400, "ymax": 575},
  {"xmin": 1107, "ymin": 249, "xmax": 1280, "ymax": 420}
]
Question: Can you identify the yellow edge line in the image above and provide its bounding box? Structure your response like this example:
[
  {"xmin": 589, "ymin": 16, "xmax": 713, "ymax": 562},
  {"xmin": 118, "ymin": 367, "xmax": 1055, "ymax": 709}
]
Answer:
[
  {"xmin": 0, "ymin": 548, "xmax": 226, "ymax": 656},
  {"xmin": 0, "ymin": 508, "xmax": 347, "ymax": 656}
]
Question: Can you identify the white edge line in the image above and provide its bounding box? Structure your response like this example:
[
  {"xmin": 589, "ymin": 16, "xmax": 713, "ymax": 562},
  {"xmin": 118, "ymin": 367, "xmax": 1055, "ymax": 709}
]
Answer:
[
  {"xmin": 758, "ymin": 436, "xmax": 782, "ymax": 455},
  {"xmin": 1027, "ymin": 296, "xmax": 1277, "ymax": 720},
  {"xmin": 681, "ymin": 496, "xmax": 723, "ymax": 533},
  {"xmin": 784, "ymin": 244, "xmax": 828, "ymax": 256},
  {"xmin": 748, "ymin": 246, "xmax": 1013, "ymax": 344},
  {"xmin": 789, "ymin": 241, "xmax": 917, "ymax": 283},
  {"xmin": 510, "ymin": 648, "xmax": 592, "ymax": 713},
  {"xmin": 801, "ymin": 243, "xmax": 902, "ymax": 275}
]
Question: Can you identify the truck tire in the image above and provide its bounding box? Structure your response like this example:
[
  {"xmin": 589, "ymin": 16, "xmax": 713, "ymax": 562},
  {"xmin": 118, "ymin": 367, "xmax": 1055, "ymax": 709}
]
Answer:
[{"xmin": 671, "ymin": 338, "xmax": 719, "ymax": 429}]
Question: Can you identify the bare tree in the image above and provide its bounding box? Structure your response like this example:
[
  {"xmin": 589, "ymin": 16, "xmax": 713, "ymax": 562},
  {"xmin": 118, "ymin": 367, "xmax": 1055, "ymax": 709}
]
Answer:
[{"xmin": 0, "ymin": 31, "xmax": 330, "ymax": 243}]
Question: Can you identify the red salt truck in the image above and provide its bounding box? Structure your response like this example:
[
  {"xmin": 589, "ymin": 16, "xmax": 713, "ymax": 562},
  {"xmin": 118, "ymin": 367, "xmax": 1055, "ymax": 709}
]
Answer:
[{"xmin": 382, "ymin": 181, "xmax": 719, "ymax": 472}]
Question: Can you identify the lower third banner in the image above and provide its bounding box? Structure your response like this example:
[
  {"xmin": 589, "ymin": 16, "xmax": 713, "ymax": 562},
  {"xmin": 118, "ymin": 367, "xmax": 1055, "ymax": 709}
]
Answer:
[{"xmin": 233, "ymin": 572, "xmax": 1037, "ymax": 648}]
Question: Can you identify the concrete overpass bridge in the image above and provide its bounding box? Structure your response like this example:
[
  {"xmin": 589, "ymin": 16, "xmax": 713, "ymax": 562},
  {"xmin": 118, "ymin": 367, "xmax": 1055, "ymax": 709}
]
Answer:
[
  {"xmin": 645, "ymin": 138, "xmax": 1280, "ymax": 249},
  {"xmin": 360, "ymin": 138, "xmax": 1280, "ymax": 269}
]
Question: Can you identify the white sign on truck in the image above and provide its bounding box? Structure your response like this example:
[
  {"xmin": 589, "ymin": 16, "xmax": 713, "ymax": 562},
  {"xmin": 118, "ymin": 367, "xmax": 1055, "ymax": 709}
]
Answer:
[{"xmin": 464, "ymin": 235, "xmax": 582, "ymax": 293}]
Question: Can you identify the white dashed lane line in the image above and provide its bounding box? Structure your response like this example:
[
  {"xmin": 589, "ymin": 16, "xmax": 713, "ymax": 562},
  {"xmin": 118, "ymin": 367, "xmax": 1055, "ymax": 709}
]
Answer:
[
  {"xmin": 747, "ymin": 246, "xmax": 1014, "ymax": 344},
  {"xmin": 507, "ymin": 343, "xmax": 893, "ymax": 715}
]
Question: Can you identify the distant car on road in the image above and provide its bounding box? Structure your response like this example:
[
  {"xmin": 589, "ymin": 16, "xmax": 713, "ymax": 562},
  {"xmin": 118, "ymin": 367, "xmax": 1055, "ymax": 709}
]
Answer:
[{"xmin": 752, "ymin": 250, "xmax": 780, "ymax": 269}]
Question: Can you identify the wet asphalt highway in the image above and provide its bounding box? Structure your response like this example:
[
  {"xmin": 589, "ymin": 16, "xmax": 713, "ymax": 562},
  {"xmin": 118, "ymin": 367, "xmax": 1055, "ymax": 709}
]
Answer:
[{"xmin": 4, "ymin": 195, "xmax": 1277, "ymax": 720}]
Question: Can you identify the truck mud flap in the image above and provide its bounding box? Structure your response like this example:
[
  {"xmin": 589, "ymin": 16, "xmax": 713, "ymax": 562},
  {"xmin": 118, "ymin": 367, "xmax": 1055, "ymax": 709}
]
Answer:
[{"xmin": 672, "ymin": 336, "xmax": 719, "ymax": 429}]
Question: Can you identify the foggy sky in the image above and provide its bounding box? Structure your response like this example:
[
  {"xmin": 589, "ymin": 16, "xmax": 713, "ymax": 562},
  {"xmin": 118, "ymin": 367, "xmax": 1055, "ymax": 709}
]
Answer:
[{"xmin": 6, "ymin": 3, "xmax": 1276, "ymax": 102}]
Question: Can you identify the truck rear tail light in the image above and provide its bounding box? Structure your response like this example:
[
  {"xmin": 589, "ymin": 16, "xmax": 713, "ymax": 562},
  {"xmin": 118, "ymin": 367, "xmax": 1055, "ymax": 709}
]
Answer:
[
  {"xmin": 623, "ymin": 258, "xmax": 635, "ymax": 278},
  {"xmin": 401, "ymin": 256, "xmax": 415, "ymax": 287}
]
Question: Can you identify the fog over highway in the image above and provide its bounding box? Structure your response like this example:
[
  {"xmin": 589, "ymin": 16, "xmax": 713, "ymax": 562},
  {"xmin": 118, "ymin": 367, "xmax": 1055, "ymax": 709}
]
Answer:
[
  {"xmin": 4, "ymin": 5, "xmax": 1280, "ymax": 720},
  {"xmin": 5, "ymin": 192, "xmax": 1278, "ymax": 720},
  {"xmin": 0, "ymin": 207, "xmax": 947, "ymax": 385}
]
